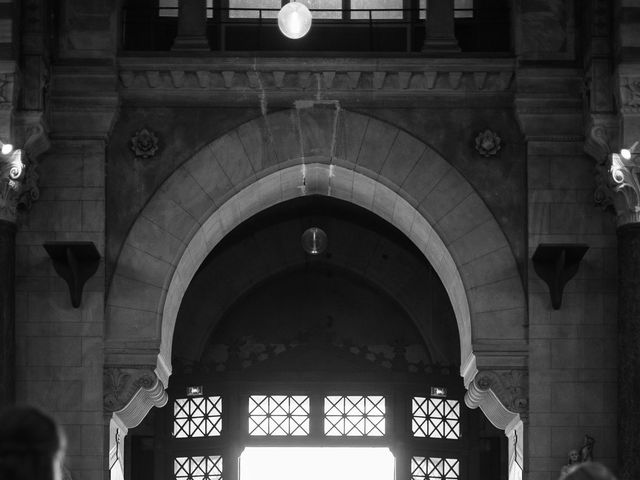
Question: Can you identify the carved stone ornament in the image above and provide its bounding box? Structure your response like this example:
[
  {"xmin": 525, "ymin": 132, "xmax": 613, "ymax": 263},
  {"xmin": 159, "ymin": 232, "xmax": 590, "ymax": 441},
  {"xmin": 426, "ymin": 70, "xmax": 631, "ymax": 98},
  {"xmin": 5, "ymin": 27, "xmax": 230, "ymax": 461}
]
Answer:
[
  {"xmin": 473, "ymin": 369, "xmax": 529, "ymax": 416},
  {"xmin": 104, "ymin": 367, "xmax": 156, "ymax": 413},
  {"xmin": 474, "ymin": 129, "xmax": 502, "ymax": 157},
  {"xmin": 607, "ymin": 152, "xmax": 640, "ymax": 226},
  {"xmin": 620, "ymin": 77, "xmax": 640, "ymax": 109},
  {"xmin": 0, "ymin": 149, "xmax": 38, "ymax": 223},
  {"xmin": 130, "ymin": 128, "xmax": 159, "ymax": 159}
]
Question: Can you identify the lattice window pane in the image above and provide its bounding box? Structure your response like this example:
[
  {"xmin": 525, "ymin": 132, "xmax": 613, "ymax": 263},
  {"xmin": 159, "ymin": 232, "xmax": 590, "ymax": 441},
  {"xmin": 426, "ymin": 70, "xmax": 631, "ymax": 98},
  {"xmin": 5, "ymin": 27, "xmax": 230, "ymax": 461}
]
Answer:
[
  {"xmin": 248, "ymin": 395, "xmax": 310, "ymax": 436},
  {"xmin": 412, "ymin": 397, "xmax": 460, "ymax": 439},
  {"xmin": 173, "ymin": 397, "xmax": 222, "ymax": 438},
  {"xmin": 175, "ymin": 456, "xmax": 223, "ymax": 480},
  {"xmin": 324, "ymin": 395, "xmax": 386, "ymax": 436},
  {"xmin": 411, "ymin": 457, "xmax": 459, "ymax": 480}
]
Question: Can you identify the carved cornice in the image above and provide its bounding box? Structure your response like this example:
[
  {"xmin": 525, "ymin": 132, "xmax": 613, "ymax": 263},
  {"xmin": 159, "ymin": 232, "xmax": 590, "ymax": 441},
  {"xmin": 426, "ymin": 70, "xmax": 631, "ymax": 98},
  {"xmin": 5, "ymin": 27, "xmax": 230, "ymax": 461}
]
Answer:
[{"xmin": 117, "ymin": 57, "xmax": 515, "ymax": 101}]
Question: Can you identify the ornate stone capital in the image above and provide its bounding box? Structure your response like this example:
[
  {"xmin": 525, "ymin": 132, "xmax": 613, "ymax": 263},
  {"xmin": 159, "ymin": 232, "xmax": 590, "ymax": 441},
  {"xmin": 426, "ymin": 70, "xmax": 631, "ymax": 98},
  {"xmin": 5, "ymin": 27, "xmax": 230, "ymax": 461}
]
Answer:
[
  {"xmin": 103, "ymin": 367, "xmax": 157, "ymax": 413},
  {"xmin": 605, "ymin": 151, "xmax": 640, "ymax": 226},
  {"xmin": 0, "ymin": 149, "xmax": 27, "ymax": 223},
  {"xmin": 465, "ymin": 368, "xmax": 528, "ymax": 428}
]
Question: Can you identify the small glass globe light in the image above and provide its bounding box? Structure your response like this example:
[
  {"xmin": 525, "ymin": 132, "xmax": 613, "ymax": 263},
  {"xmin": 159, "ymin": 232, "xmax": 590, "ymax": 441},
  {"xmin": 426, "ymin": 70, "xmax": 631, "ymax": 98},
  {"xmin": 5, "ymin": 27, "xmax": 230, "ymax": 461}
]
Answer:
[
  {"xmin": 621, "ymin": 148, "xmax": 632, "ymax": 160},
  {"xmin": 278, "ymin": 1, "xmax": 312, "ymax": 40},
  {"xmin": 301, "ymin": 227, "xmax": 327, "ymax": 255},
  {"xmin": 0, "ymin": 142, "xmax": 13, "ymax": 155}
]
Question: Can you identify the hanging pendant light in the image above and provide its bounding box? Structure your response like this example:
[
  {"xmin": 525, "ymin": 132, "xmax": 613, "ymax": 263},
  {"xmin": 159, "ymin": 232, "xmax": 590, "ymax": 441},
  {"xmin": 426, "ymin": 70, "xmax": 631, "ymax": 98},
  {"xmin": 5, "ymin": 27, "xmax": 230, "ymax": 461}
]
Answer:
[
  {"xmin": 278, "ymin": 1, "xmax": 312, "ymax": 39},
  {"xmin": 301, "ymin": 227, "xmax": 327, "ymax": 255}
]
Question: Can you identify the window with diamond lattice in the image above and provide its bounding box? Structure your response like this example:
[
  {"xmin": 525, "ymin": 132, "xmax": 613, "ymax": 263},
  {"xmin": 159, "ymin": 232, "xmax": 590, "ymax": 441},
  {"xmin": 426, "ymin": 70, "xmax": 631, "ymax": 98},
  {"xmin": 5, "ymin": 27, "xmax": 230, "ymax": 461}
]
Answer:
[
  {"xmin": 175, "ymin": 456, "xmax": 223, "ymax": 480},
  {"xmin": 411, "ymin": 457, "xmax": 459, "ymax": 480},
  {"xmin": 324, "ymin": 396, "xmax": 385, "ymax": 436},
  {"xmin": 173, "ymin": 397, "xmax": 222, "ymax": 438},
  {"xmin": 412, "ymin": 397, "xmax": 460, "ymax": 439},
  {"xmin": 248, "ymin": 395, "xmax": 310, "ymax": 436}
]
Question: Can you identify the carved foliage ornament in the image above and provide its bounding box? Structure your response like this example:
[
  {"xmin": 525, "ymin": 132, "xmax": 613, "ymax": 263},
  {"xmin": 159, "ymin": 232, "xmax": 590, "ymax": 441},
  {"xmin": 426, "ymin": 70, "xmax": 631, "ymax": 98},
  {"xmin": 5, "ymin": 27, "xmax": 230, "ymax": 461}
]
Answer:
[
  {"xmin": 0, "ymin": 149, "xmax": 38, "ymax": 223},
  {"xmin": 474, "ymin": 369, "xmax": 528, "ymax": 415},
  {"xmin": 474, "ymin": 129, "xmax": 502, "ymax": 157},
  {"xmin": 104, "ymin": 367, "xmax": 156, "ymax": 412},
  {"xmin": 130, "ymin": 128, "xmax": 159, "ymax": 159}
]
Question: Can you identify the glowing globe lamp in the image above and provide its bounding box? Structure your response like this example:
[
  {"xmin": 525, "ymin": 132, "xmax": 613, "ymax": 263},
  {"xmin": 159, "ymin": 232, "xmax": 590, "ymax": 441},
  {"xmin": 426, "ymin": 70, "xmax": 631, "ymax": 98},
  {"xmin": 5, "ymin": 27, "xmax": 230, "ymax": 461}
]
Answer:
[
  {"xmin": 278, "ymin": 1, "xmax": 312, "ymax": 39},
  {"xmin": 301, "ymin": 227, "xmax": 327, "ymax": 255}
]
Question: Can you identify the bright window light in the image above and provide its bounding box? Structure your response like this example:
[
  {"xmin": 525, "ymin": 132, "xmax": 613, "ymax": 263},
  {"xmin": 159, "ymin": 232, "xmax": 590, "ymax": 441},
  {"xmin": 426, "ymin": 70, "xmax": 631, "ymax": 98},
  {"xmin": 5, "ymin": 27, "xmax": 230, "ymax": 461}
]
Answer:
[{"xmin": 240, "ymin": 447, "xmax": 395, "ymax": 480}]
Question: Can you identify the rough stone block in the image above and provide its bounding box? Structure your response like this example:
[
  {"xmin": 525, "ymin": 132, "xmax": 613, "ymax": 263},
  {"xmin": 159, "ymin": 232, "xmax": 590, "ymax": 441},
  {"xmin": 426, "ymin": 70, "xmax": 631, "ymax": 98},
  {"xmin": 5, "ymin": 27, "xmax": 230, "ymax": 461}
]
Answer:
[
  {"xmin": 472, "ymin": 308, "xmax": 526, "ymax": 339},
  {"xmin": 237, "ymin": 118, "xmax": 279, "ymax": 173},
  {"xmin": 550, "ymin": 339, "xmax": 583, "ymax": 369},
  {"xmin": 105, "ymin": 305, "xmax": 159, "ymax": 341},
  {"xmin": 126, "ymin": 216, "xmax": 184, "ymax": 266},
  {"xmin": 39, "ymin": 154, "xmax": 84, "ymax": 187},
  {"xmin": 209, "ymin": 131, "xmax": 255, "ymax": 188},
  {"xmin": 117, "ymin": 243, "xmax": 174, "ymax": 290},
  {"xmin": 265, "ymin": 110, "xmax": 301, "ymax": 163},
  {"xmin": 355, "ymin": 119, "xmax": 397, "ymax": 174},
  {"xmin": 380, "ymin": 130, "xmax": 425, "ymax": 187},
  {"xmin": 529, "ymin": 426, "xmax": 551, "ymax": 457},
  {"xmin": 81, "ymin": 200, "xmax": 104, "ymax": 232},
  {"xmin": 27, "ymin": 337, "xmax": 82, "ymax": 366},
  {"xmin": 437, "ymin": 193, "xmax": 493, "ymax": 246},
  {"xmin": 108, "ymin": 274, "xmax": 164, "ymax": 313},
  {"xmin": 28, "ymin": 292, "xmax": 82, "ymax": 323},
  {"xmin": 449, "ymin": 220, "xmax": 509, "ymax": 266},
  {"xmin": 335, "ymin": 111, "xmax": 369, "ymax": 166},
  {"xmin": 401, "ymin": 147, "xmax": 450, "ymax": 206}
]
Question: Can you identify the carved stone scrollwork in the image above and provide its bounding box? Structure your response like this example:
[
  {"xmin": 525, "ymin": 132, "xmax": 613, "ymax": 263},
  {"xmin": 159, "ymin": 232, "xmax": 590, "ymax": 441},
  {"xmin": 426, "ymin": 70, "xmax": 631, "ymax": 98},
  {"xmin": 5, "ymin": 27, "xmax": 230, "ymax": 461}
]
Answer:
[
  {"xmin": 585, "ymin": 115, "xmax": 618, "ymax": 213},
  {"xmin": 104, "ymin": 367, "xmax": 157, "ymax": 413},
  {"xmin": 474, "ymin": 369, "xmax": 529, "ymax": 417},
  {"xmin": 0, "ymin": 149, "xmax": 28, "ymax": 223},
  {"xmin": 606, "ymin": 152, "xmax": 640, "ymax": 226}
]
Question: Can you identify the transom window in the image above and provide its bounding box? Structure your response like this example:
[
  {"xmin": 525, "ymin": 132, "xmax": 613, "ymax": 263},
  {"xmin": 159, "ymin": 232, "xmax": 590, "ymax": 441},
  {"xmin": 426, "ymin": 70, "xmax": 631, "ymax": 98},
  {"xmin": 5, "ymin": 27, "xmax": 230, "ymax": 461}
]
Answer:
[
  {"xmin": 175, "ymin": 456, "xmax": 223, "ymax": 480},
  {"xmin": 412, "ymin": 397, "xmax": 460, "ymax": 439},
  {"xmin": 324, "ymin": 395, "xmax": 386, "ymax": 436},
  {"xmin": 248, "ymin": 395, "xmax": 310, "ymax": 436},
  {"xmin": 411, "ymin": 457, "xmax": 460, "ymax": 480},
  {"xmin": 173, "ymin": 396, "xmax": 222, "ymax": 438}
]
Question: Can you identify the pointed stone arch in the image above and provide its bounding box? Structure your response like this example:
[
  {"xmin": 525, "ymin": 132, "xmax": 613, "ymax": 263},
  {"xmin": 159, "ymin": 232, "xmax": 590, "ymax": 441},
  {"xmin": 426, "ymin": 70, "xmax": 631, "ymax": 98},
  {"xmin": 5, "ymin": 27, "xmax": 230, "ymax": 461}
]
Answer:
[{"xmin": 105, "ymin": 108, "xmax": 526, "ymax": 480}]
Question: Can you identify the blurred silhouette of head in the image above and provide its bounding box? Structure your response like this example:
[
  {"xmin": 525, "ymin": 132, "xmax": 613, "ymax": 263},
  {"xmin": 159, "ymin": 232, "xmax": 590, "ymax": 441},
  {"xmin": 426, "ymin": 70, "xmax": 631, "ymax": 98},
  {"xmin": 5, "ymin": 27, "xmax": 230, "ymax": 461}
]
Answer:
[
  {"xmin": 0, "ymin": 405, "xmax": 66, "ymax": 480},
  {"xmin": 563, "ymin": 462, "xmax": 617, "ymax": 480}
]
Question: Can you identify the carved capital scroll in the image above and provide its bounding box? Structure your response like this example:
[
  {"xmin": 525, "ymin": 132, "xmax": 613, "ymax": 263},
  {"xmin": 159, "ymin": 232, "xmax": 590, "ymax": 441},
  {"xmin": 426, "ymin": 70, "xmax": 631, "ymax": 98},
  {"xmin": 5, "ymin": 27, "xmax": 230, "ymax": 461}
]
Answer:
[
  {"xmin": 0, "ymin": 149, "xmax": 28, "ymax": 223},
  {"xmin": 104, "ymin": 367, "xmax": 158, "ymax": 413},
  {"xmin": 606, "ymin": 152, "xmax": 640, "ymax": 226},
  {"xmin": 465, "ymin": 369, "xmax": 527, "ymax": 429}
]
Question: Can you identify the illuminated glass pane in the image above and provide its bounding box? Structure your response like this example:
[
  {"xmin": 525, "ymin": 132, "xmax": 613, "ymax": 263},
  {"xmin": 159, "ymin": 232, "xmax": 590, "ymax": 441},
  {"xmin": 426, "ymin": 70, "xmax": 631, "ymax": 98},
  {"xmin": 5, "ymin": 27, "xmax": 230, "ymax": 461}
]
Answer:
[
  {"xmin": 351, "ymin": 0, "xmax": 402, "ymax": 20},
  {"xmin": 173, "ymin": 397, "xmax": 222, "ymax": 438},
  {"xmin": 324, "ymin": 396, "xmax": 385, "ymax": 436},
  {"xmin": 175, "ymin": 456, "xmax": 223, "ymax": 480},
  {"xmin": 411, "ymin": 457, "xmax": 459, "ymax": 480},
  {"xmin": 159, "ymin": 0, "xmax": 214, "ymax": 18},
  {"xmin": 307, "ymin": 0, "xmax": 342, "ymax": 19},
  {"xmin": 420, "ymin": 0, "xmax": 473, "ymax": 20},
  {"xmin": 412, "ymin": 397, "xmax": 460, "ymax": 439},
  {"xmin": 229, "ymin": 0, "xmax": 280, "ymax": 19},
  {"xmin": 249, "ymin": 395, "xmax": 310, "ymax": 436}
]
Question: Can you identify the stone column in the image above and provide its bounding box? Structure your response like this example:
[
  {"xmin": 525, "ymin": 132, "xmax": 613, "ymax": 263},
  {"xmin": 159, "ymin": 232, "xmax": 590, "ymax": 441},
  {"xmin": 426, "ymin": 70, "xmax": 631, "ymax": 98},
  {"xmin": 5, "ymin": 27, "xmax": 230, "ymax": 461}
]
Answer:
[
  {"xmin": 604, "ymin": 151, "xmax": 640, "ymax": 480},
  {"xmin": 0, "ymin": 149, "xmax": 28, "ymax": 406},
  {"xmin": 172, "ymin": 0, "xmax": 210, "ymax": 51},
  {"xmin": 422, "ymin": 0, "xmax": 459, "ymax": 52}
]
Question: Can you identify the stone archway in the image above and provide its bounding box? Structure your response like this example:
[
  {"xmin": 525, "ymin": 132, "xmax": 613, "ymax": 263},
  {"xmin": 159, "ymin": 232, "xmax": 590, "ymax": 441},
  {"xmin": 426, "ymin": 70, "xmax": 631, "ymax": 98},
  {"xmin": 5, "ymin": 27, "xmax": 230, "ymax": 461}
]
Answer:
[{"xmin": 104, "ymin": 108, "xmax": 527, "ymax": 479}]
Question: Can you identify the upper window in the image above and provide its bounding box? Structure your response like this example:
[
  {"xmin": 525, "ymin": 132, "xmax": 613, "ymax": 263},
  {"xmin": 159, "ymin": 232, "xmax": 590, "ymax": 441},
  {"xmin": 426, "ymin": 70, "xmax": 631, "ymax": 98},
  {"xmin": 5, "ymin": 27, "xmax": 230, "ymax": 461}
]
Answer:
[
  {"xmin": 173, "ymin": 396, "xmax": 223, "ymax": 438},
  {"xmin": 249, "ymin": 395, "xmax": 310, "ymax": 436},
  {"xmin": 324, "ymin": 395, "xmax": 386, "ymax": 436},
  {"xmin": 412, "ymin": 397, "xmax": 460, "ymax": 439}
]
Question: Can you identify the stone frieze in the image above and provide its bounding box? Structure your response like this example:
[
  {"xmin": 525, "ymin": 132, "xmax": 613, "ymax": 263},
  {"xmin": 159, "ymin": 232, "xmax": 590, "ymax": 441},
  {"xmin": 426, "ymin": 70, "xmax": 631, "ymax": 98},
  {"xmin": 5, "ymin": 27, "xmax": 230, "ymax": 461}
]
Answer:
[{"xmin": 117, "ymin": 58, "xmax": 515, "ymax": 95}]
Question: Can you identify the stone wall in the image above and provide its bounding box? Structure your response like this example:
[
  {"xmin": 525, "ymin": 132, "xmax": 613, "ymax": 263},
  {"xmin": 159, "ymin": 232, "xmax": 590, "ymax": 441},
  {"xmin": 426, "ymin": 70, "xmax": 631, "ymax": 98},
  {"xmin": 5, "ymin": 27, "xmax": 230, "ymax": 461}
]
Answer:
[
  {"xmin": 527, "ymin": 141, "xmax": 618, "ymax": 479},
  {"xmin": 15, "ymin": 139, "xmax": 107, "ymax": 480}
]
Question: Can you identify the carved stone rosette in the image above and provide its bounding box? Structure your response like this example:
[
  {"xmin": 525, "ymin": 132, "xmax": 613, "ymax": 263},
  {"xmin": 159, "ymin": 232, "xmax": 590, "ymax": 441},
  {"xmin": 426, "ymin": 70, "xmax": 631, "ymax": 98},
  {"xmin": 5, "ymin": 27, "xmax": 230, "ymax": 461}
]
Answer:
[{"xmin": 606, "ymin": 152, "xmax": 640, "ymax": 226}]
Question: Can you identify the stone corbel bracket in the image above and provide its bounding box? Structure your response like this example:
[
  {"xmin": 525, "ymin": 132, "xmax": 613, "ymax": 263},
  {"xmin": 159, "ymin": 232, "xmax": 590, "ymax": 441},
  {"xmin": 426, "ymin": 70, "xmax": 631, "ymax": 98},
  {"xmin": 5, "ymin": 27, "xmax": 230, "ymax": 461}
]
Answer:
[
  {"xmin": 106, "ymin": 367, "xmax": 168, "ymax": 478},
  {"xmin": 465, "ymin": 369, "xmax": 526, "ymax": 480}
]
